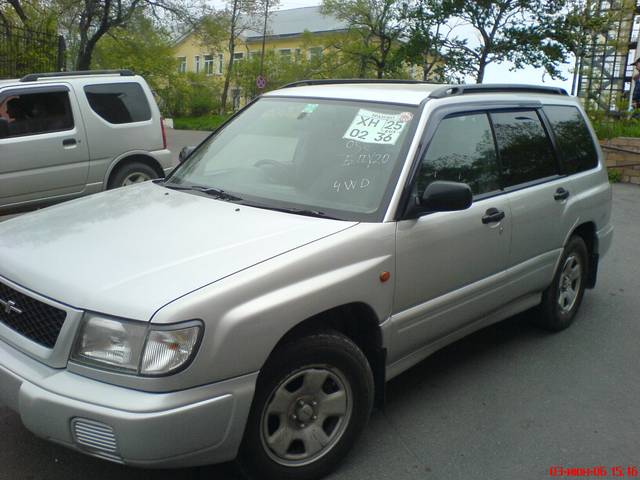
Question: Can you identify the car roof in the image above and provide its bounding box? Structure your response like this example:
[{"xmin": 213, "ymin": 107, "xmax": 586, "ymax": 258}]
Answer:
[
  {"xmin": 265, "ymin": 82, "xmax": 577, "ymax": 107},
  {"xmin": 266, "ymin": 83, "xmax": 443, "ymax": 105}
]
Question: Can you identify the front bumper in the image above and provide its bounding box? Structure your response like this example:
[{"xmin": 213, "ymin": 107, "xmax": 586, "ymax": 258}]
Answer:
[{"xmin": 0, "ymin": 338, "xmax": 257, "ymax": 468}]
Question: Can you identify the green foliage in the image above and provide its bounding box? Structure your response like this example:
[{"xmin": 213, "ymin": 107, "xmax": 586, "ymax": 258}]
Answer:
[
  {"xmin": 398, "ymin": 0, "xmax": 469, "ymax": 82},
  {"xmin": 173, "ymin": 114, "xmax": 230, "ymax": 130},
  {"xmin": 449, "ymin": 0, "xmax": 569, "ymax": 83},
  {"xmin": 590, "ymin": 116, "xmax": 640, "ymax": 140},
  {"xmin": 157, "ymin": 72, "xmax": 223, "ymax": 117},
  {"xmin": 92, "ymin": 15, "xmax": 177, "ymax": 91},
  {"xmin": 608, "ymin": 168, "xmax": 622, "ymax": 183},
  {"xmin": 321, "ymin": 0, "xmax": 406, "ymax": 78}
]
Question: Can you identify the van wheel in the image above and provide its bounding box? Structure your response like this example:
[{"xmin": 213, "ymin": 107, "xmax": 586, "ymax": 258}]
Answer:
[
  {"xmin": 108, "ymin": 162, "xmax": 159, "ymax": 189},
  {"xmin": 238, "ymin": 332, "xmax": 374, "ymax": 480},
  {"xmin": 534, "ymin": 236, "xmax": 588, "ymax": 331}
]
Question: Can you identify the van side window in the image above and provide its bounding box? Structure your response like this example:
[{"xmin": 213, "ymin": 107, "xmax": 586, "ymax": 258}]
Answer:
[
  {"xmin": 0, "ymin": 91, "xmax": 74, "ymax": 139},
  {"xmin": 417, "ymin": 113, "xmax": 500, "ymax": 196},
  {"xmin": 84, "ymin": 83, "xmax": 151, "ymax": 124},
  {"xmin": 491, "ymin": 110, "xmax": 558, "ymax": 187},
  {"xmin": 543, "ymin": 106, "xmax": 598, "ymax": 174}
]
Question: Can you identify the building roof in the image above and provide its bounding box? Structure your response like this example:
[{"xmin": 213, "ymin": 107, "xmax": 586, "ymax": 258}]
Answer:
[{"xmin": 242, "ymin": 6, "xmax": 348, "ymax": 41}]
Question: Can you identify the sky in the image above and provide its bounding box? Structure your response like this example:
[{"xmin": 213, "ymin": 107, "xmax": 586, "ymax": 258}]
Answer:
[{"xmin": 211, "ymin": 0, "xmax": 574, "ymax": 92}]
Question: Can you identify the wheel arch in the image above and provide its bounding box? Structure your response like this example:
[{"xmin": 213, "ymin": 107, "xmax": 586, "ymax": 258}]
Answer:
[
  {"xmin": 105, "ymin": 152, "xmax": 165, "ymax": 189},
  {"xmin": 568, "ymin": 221, "xmax": 598, "ymax": 288},
  {"xmin": 266, "ymin": 302, "xmax": 387, "ymax": 408}
]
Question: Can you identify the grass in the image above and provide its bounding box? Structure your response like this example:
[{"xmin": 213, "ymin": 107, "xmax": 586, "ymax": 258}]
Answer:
[
  {"xmin": 173, "ymin": 114, "xmax": 230, "ymax": 131},
  {"xmin": 590, "ymin": 117, "xmax": 640, "ymax": 140}
]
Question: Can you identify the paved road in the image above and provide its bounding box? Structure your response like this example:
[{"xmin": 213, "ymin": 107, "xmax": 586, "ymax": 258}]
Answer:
[
  {"xmin": 165, "ymin": 127, "xmax": 210, "ymax": 164},
  {"xmin": 1, "ymin": 184, "xmax": 639, "ymax": 480}
]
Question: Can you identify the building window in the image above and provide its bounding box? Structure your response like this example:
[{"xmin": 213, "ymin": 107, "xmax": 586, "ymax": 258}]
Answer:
[
  {"xmin": 195, "ymin": 55, "xmax": 200, "ymax": 73},
  {"xmin": 295, "ymin": 48, "xmax": 302, "ymax": 61},
  {"xmin": 218, "ymin": 53, "xmax": 224, "ymax": 74},
  {"xmin": 233, "ymin": 52, "xmax": 244, "ymax": 62},
  {"xmin": 308, "ymin": 47, "xmax": 322, "ymax": 61},
  {"xmin": 177, "ymin": 56, "xmax": 187, "ymax": 73},
  {"xmin": 279, "ymin": 49, "xmax": 291, "ymax": 62},
  {"xmin": 204, "ymin": 54, "xmax": 214, "ymax": 75}
]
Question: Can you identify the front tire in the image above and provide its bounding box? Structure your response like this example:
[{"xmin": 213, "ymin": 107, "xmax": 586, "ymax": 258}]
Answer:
[
  {"xmin": 238, "ymin": 332, "xmax": 374, "ymax": 480},
  {"xmin": 534, "ymin": 235, "xmax": 588, "ymax": 331}
]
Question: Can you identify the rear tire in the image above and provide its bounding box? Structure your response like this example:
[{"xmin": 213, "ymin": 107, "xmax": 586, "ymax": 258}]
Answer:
[
  {"xmin": 108, "ymin": 161, "xmax": 159, "ymax": 189},
  {"xmin": 534, "ymin": 235, "xmax": 588, "ymax": 331},
  {"xmin": 238, "ymin": 332, "xmax": 374, "ymax": 480}
]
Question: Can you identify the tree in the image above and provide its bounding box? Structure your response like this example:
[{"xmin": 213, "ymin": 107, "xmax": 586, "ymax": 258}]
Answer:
[
  {"xmin": 52, "ymin": 0, "xmax": 197, "ymax": 70},
  {"xmin": 450, "ymin": 0, "xmax": 568, "ymax": 83},
  {"xmin": 92, "ymin": 13, "xmax": 176, "ymax": 87},
  {"xmin": 322, "ymin": 0, "xmax": 406, "ymax": 79},
  {"xmin": 399, "ymin": 0, "xmax": 470, "ymax": 82}
]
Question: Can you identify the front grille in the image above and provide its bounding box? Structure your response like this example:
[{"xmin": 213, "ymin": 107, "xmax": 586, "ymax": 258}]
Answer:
[
  {"xmin": 72, "ymin": 418, "xmax": 122, "ymax": 463},
  {"xmin": 0, "ymin": 281, "xmax": 67, "ymax": 348}
]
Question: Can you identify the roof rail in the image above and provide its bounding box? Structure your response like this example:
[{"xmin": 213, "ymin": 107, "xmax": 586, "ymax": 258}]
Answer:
[
  {"xmin": 281, "ymin": 79, "xmax": 434, "ymax": 89},
  {"xmin": 429, "ymin": 83, "xmax": 568, "ymax": 99},
  {"xmin": 20, "ymin": 69, "xmax": 135, "ymax": 82}
]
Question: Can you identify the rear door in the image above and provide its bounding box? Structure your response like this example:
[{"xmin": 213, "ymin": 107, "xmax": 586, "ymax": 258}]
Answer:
[
  {"xmin": 490, "ymin": 109, "xmax": 567, "ymax": 293},
  {"xmin": 0, "ymin": 85, "xmax": 90, "ymax": 209},
  {"xmin": 391, "ymin": 111, "xmax": 512, "ymax": 360}
]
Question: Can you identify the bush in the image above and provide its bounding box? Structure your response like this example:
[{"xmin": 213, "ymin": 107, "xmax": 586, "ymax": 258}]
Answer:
[
  {"xmin": 608, "ymin": 169, "xmax": 622, "ymax": 183},
  {"xmin": 156, "ymin": 73, "xmax": 222, "ymax": 118}
]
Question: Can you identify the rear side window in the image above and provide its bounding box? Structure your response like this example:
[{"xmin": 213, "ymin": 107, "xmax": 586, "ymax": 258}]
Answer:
[
  {"xmin": 417, "ymin": 113, "xmax": 501, "ymax": 196},
  {"xmin": 0, "ymin": 90, "xmax": 73, "ymax": 139},
  {"xmin": 84, "ymin": 83, "xmax": 151, "ymax": 124},
  {"xmin": 544, "ymin": 105, "xmax": 598, "ymax": 174},
  {"xmin": 491, "ymin": 110, "xmax": 558, "ymax": 187}
]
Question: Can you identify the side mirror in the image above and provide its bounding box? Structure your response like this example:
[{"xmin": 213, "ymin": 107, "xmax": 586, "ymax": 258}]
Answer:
[
  {"xmin": 421, "ymin": 180, "xmax": 472, "ymax": 212},
  {"xmin": 405, "ymin": 180, "xmax": 472, "ymax": 218},
  {"xmin": 179, "ymin": 145, "xmax": 196, "ymax": 163}
]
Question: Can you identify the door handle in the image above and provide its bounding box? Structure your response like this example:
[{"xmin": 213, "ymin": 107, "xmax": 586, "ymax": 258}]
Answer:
[
  {"xmin": 554, "ymin": 187, "xmax": 570, "ymax": 201},
  {"xmin": 62, "ymin": 138, "xmax": 77, "ymax": 147},
  {"xmin": 482, "ymin": 207, "xmax": 505, "ymax": 224}
]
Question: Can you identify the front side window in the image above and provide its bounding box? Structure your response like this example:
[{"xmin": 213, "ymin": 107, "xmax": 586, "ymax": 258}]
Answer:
[
  {"xmin": 0, "ymin": 90, "xmax": 74, "ymax": 139},
  {"xmin": 491, "ymin": 110, "xmax": 558, "ymax": 187},
  {"xmin": 544, "ymin": 105, "xmax": 598, "ymax": 174},
  {"xmin": 195, "ymin": 55, "xmax": 200, "ymax": 73},
  {"xmin": 167, "ymin": 97, "xmax": 418, "ymax": 221},
  {"xmin": 417, "ymin": 113, "xmax": 500, "ymax": 196},
  {"xmin": 84, "ymin": 83, "xmax": 151, "ymax": 124}
]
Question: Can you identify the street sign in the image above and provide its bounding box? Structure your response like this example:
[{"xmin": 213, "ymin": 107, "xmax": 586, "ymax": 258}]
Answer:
[{"xmin": 256, "ymin": 75, "xmax": 267, "ymax": 89}]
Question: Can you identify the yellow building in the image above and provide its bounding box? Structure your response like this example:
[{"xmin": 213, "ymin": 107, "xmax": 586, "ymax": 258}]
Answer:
[{"xmin": 173, "ymin": 6, "xmax": 348, "ymax": 78}]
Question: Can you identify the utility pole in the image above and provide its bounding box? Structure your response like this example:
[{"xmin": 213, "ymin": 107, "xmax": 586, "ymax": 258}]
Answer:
[{"xmin": 259, "ymin": 0, "xmax": 270, "ymax": 77}]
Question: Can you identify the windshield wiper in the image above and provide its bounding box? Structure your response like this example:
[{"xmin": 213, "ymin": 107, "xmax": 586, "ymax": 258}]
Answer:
[
  {"xmin": 163, "ymin": 182, "xmax": 243, "ymax": 201},
  {"xmin": 257, "ymin": 205, "xmax": 341, "ymax": 220}
]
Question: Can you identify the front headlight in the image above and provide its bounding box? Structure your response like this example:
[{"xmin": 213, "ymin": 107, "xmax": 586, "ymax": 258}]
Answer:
[{"xmin": 72, "ymin": 314, "xmax": 202, "ymax": 376}]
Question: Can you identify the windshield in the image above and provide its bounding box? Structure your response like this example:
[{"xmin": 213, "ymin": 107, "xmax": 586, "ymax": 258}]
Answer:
[{"xmin": 166, "ymin": 97, "xmax": 418, "ymax": 221}]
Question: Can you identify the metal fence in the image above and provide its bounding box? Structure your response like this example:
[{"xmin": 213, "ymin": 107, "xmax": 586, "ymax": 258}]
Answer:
[{"xmin": 0, "ymin": 24, "xmax": 66, "ymax": 79}]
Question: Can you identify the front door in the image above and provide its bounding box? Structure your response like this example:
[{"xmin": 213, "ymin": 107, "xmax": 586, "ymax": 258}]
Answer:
[
  {"xmin": 0, "ymin": 85, "xmax": 90, "ymax": 209},
  {"xmin": 391, "ymin": 111, "xmax": 512, "ymax": 362}
]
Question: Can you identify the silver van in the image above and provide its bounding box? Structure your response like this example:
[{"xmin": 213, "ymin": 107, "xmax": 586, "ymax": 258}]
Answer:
[
  {"xmin": 0, "ymin": 70, "xmax": 173, "ymax": 212},
  {"xmin": 0, "ymin": 81, "xmax": 613, "ymax": 480}
]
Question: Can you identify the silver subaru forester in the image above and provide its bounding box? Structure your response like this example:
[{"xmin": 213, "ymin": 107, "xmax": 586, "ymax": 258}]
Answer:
[{"xmin": 0, "ymin": 81, "xmax": 613, "ymax": 480}]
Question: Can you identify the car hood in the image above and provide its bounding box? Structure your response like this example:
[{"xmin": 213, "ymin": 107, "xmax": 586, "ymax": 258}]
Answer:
[{"xmin": 0, "ymin": 182, "xmax": 356, "ymax": 320}]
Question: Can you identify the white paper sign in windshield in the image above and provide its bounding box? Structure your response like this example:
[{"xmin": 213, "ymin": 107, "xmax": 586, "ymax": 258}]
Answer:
[{"xmin": 342, "ymin": 109, "xmax": 410, "ymax": 145}]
